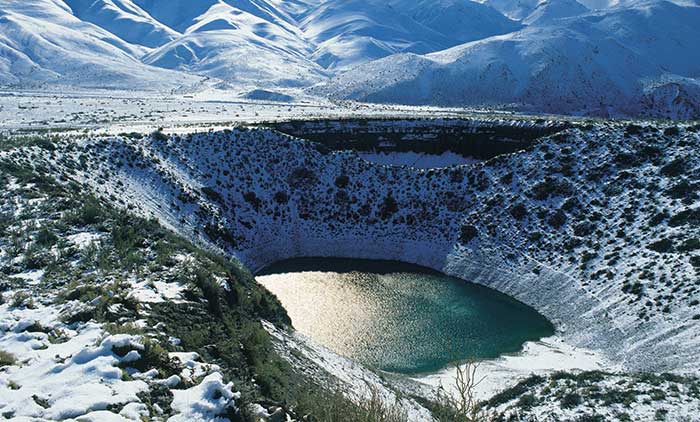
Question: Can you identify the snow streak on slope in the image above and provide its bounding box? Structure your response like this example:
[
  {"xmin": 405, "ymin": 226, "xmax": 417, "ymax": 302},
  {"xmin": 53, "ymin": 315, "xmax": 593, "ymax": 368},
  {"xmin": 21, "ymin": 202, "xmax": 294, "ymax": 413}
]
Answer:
[
  {"xmin": 135, "ymin": 0, "xmax": 330, "ymax": 87},
  {"xmin": 523, "ymin": 0, "xmax": 590, "ymax": 25},
  {"xmin": 292, "ymin": 0, "xmax": 519, "ymax": 70},
  {"xmin": 63, "ymin": 0, "xmax": 179, "ymax": 48},
  {"xmin": 318, "ymin": 0, "xmax": 700, "ymax": 118},
  {"xmin": 479, "ymin": 0, "xmax": 541, "ymax": 20}
]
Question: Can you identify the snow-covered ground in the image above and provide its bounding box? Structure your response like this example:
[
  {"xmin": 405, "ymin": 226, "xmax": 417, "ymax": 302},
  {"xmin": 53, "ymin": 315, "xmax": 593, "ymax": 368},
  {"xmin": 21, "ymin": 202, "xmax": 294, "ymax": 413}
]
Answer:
[
  {"xmin": 0, "ymin": 88, "xmax": 522, "ymax": 134},
  {"xmin": 0, "ymin": 298, "xmax": 240, "ymax": 421},
  {"xmin": 416, "ymin": 335, "xmax": 620, "ymax": 400},
  {"xmin": 2, "ymin": 116, "xmax": 699, "ymax": 420}
]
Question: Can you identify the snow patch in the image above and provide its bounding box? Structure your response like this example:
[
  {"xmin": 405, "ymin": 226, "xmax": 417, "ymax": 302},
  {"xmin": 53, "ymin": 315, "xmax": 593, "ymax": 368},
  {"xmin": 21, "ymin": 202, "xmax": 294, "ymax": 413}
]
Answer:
[{"xmin": 168, "ymin": 373, "xmax": 239, "ymax": 422}]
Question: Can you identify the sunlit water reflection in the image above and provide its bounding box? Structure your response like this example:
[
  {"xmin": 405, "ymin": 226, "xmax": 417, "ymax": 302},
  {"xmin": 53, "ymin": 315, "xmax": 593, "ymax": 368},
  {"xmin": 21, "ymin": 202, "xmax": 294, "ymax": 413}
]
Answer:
[{"xmin": 257, "ymin": 258, "xmax": 554, "ymax": 374}]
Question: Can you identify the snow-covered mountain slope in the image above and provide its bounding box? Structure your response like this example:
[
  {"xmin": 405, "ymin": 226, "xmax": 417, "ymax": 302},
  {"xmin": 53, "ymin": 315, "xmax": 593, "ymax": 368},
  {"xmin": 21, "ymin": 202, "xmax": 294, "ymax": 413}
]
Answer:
[
  {"xmin": 0, "ymin": 0, "xmax": 200, "ymax": 89},
  {"xmin": 479, "ymin": 0, "xmax": 541, "ymax": 20},
  {"xmin": 294, "ymin": 0, "xmax": 452, "ymax": 70},
  {"xmin": 63, "ymin": 0, "xmax": 179, "ymax": 48},
  {"xmin": 1, "ymin": 0, "xmax": 699, "ymax": 118},
  {"xmin": 523, "ymin": 0, "xmax": 589, "ymax": 24},
  {"xmin": 143, "ymin": 31, "xmax": 326, "ymax": 89},
  {"xmin": 0, "ymin": 0, "xmax": 518, "ymax": 89},
  {"xmin": 388, "ymin": 0, "xmax": 521, "ymax": 45},
  {"xmin": 317, "ymin": 0, "xmax": 700, "ymax": 118},
  {"xmin": 577, "ymin": 0, "xmax": 700, "ymax": 9}
]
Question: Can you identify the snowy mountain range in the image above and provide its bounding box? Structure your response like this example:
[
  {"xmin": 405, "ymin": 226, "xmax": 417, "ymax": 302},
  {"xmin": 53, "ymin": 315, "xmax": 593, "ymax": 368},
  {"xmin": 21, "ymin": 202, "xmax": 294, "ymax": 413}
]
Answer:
[{"xmin": 1, "ymin": 0, "xmax": 699, "ymax": 117}]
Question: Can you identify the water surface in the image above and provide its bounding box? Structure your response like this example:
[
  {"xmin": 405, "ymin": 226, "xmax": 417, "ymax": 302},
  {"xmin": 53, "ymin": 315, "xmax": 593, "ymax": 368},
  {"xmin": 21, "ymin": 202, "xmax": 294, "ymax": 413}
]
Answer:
[{"xmin": 258, "ymin": 258, "xmax": 554, "ymax": 374}]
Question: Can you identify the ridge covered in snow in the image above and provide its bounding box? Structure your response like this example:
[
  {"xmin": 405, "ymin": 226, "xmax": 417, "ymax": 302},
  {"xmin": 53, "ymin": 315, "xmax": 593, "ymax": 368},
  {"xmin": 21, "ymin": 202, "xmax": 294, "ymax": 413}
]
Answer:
[{"xmin": 317, "ymin": 0, "xmax": 700, "ymax": 119}]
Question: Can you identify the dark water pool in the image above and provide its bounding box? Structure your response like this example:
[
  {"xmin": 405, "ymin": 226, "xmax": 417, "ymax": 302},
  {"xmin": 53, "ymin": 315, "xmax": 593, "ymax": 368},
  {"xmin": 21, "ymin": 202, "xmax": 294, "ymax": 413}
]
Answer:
[{"xmin": 257, "ymin": 258, "xmax": 554, "ymax": 374}]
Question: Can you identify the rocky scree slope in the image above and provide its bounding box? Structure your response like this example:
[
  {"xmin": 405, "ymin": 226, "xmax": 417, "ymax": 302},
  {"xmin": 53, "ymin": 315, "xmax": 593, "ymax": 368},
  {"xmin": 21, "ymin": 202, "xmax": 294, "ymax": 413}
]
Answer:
[{"xmin": 2, "ymin": 120, "xmax": 699, "ymax": 378}]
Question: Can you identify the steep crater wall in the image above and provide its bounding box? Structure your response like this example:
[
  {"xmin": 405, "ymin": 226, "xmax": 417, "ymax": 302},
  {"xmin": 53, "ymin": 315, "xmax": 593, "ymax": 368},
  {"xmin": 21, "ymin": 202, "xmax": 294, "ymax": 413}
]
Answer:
[{"xmin": 11, "ymin": 119, "xmax": 699, "ymax": 375}]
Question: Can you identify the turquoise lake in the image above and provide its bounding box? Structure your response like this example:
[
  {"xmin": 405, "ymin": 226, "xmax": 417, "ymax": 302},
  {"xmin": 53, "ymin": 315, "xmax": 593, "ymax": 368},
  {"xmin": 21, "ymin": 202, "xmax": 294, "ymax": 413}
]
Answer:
[{"xmin": 257, "ymin": 258, "xmax": 554, "ymax": 374}]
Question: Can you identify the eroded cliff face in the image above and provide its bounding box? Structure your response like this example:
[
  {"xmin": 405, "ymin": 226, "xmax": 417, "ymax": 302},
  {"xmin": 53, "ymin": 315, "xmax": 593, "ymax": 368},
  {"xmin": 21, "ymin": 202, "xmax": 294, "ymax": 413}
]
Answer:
[{"xmin": 5, "ymin": 118, "xmax": 699, "ymax": 373}]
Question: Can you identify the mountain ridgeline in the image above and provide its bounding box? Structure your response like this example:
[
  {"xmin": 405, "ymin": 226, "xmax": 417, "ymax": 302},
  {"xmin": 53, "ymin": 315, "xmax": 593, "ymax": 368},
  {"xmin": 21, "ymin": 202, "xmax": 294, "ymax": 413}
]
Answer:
[{"xmin": 0, "ymin": 0, "xmax": 699, "ymax": 118}]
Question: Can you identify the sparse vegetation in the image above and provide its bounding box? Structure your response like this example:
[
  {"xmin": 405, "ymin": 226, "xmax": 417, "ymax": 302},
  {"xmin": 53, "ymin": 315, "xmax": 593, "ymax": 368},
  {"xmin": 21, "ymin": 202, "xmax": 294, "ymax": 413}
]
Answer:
[
  {"xmin": 2, "ymin": 120, "xmax": 700, "ymax": 421},
  {"xmin": 0, "ymin": 350, "xmax": 16, "ymax": 367}
]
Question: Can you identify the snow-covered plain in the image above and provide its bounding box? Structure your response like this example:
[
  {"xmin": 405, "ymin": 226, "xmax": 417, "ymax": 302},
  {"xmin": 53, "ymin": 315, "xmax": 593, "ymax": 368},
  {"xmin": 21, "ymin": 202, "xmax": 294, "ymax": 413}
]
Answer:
[{"xmin": 0, "ymin": 88, "xmax": 523, "ymax": 135}]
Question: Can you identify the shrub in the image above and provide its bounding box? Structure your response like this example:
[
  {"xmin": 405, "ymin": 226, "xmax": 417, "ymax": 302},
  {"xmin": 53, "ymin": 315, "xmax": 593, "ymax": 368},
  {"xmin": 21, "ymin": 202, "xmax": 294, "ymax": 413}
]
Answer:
[
  {"xmin": 69, "ymin": 196, "xmax": 105, "ymax": 226},
  {"xmin": 273, "ymin": 191, "xmax": 289, "ymax": 204},
  {"xmin": 678, "ymin": 238, "xmax": 700, "ymax": 252},
  {"xmin": 663, "ymin": 126, "xmax": 680, "ymax": 137},
  {"xmin": 648, "ymin": 239, "xmax": 674, "ymax": 253},
  {"xmin": 561, "ymin": 392, "xmax": 583, "ymax": 409},
  {"xmin": 573, "ymin": 221, "xmax": 594, "ymax": 237},
  {"xmin": 517, "ymin": 394, "xmax": 537, "ymax": 409},
  {"xmin": 151, "ymin": 129, "xmax": 169, "ymax": 142},
  {"xmin": 509, "ymin": 204, "xmax": 528, "ymax": 220},
  {"xmin": 115, "ymin": 337, "xmax": 180, "ymax": 377},
  {"xmin": 379, "ymin": 195, "xmax": 398, "ymax": 220},
  {"xmin": 487, "ymin": 375, "xmax": 545, "ymax": 407},
  {"xmin": 625, "ymin": 124, "xmax": 644, "ymax": 135},
  {"xmin": 0, "ymin": 350, "xmax": 16, "ymax": 367},
  {"xmin": 10, "ymin": 291, "xmax": 34, "ymax": 309},
  {"xmin": 613, "ymin": 152, "xmax": 640, "ymax": 168},
  {"xmin": 294, "ymin": 386, "xmax": 407, "ymax": 422},
  {"xmin": 35, "ymin": 227, "xmax": 58, "ymax": 247},
  {"xmin": 334, "ymin": 174, "xmax": 350, "ymax": 188},
  {"xmin": 649, "ymin": 211, "xmax": 668, "ymax": 226},
  {"xmin": 529, "ymin": 177, "xmax": 574, "ymax": 200},
  {"xmin": 666, "ymin": 180, "xmax": 698, "ymax": 200},
  {"xmin": 287, "ymin": 167, "xmax": 317, "ymax": 188},
  {"xmin": 622, "ymin": 282, "xmax": 644, "ymax": 297},
  {"xmin": 243, "ymin": 191, "xmax": 261, "ymax": 210},
  {"xmin": 575, "ymin": 371, "xmax": 606, "ymax": 383},
  {"xmin": 111, "ymin": 214, "xmax": 147, "ymax": 256},
  {"xmin": 548, "ymin": 209, "xmax": 567, "ymax": 229},
  {"xmin": 459, "ymin": 225, "xmax": 478, "ymax": 243},
  {"xmin": 202, "ymin": 186, "xmax": 224, "ymax": 204},
  {"xmin": 669, "ymin": 208, "xmax": 700, "ymax": 227},
  {"xmin": 24, "ymin": 244, "xmax": 50, "ymax": 270},
  {"xmin": 660, "ymin": 158, "xmax": 686, "ymax": 177},
  {"xmin": 655, "ymin": 408, "xmax": 669, "ymax": 421},
  {"xmin": 203, "ymin": 223, "xmax": 237, "ymax": 247},
  {"xmin": 192, "ymin": 268, "xmax": 222, "ymax": 316}
]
